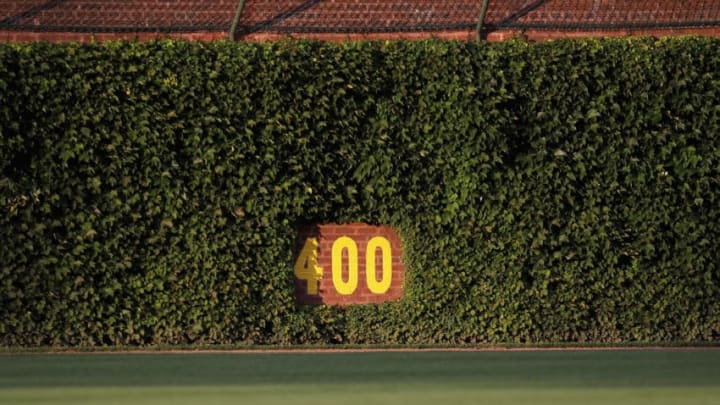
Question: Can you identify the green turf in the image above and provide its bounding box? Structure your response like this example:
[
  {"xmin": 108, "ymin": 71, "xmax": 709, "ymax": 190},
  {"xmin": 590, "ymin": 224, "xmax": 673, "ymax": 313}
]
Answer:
[{"xmin": 1, "ymin": 350, "xmax": 719, "ymax": 404}]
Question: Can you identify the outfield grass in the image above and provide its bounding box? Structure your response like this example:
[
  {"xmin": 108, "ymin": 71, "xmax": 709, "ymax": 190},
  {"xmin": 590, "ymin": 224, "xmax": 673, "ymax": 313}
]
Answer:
[{"xmin": 1, "ymin": 349, "xmax": 719, "ymax": 404}]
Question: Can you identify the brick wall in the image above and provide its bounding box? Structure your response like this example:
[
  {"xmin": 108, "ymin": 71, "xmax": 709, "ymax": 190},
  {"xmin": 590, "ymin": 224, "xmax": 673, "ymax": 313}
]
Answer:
[
  {"xmin": 0, "ymin": 30, "xmax": 227, "ymax": 42},
  {"xmin": 4, "ymin": 27, "xmax": 720, "ymax": 43},
  {"xmin": 295, "ymin": 223, "xmax": 405, "ymax": 306},
  {"xmin": 3, "ymin": 1, "xmax": 720, "ymax": 43},
  {"xmin": 239, "ymin": 27, "xmax": 720, "ymax": 42},
  {"xmin": 486, "ymin": 27, "xmax": 720, "ymax": 42}
]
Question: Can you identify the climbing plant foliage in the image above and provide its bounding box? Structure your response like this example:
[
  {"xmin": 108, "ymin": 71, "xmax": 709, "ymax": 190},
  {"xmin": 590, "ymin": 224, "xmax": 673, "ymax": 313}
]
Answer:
[{"xmin": 1, "ymin": 37, "xmax": 719, "ymax": 346}]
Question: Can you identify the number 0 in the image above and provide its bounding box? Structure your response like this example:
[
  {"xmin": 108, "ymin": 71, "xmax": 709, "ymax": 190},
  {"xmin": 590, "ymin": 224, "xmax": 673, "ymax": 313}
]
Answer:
[
  {"xmin": 332, "ymin": 236, "xmax": 358, "ymax": 295},
  {"xmin": 331, "ymin": 236, "xmax": 392, "ymax": 295},
  {"xmin": 366, "ymin": 237, "xmax": 392, "ymax": 294}
]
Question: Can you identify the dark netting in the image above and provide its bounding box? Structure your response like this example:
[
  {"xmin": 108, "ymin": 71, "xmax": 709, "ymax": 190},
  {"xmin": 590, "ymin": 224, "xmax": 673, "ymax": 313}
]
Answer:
[
  {"xmin": 237, "ymin": 0, "xmax": 482, "ymax": 34},
  {"xmin": 0, "ymin": 0, "xmax": 237, "ymax": 32},
  {"xmin": 485, "ymin": 0, "xmax": 720, "ymax": 30},
  {"xmin": 235, "ymin": 0, "xmax": 720, "ymax": 37},
  {"xmin": 1, "ymin": 0, "xmax": 720, "ymax": 36}
]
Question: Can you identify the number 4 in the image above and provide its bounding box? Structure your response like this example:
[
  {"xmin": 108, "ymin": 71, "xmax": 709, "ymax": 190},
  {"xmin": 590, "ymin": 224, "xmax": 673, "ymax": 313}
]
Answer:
[{"xmin": 294, "ymin": 238, "xmax": 323, "ymax": 295}]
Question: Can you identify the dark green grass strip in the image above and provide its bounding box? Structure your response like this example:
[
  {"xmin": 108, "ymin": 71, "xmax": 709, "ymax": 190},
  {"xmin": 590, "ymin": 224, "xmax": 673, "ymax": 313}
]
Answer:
[
  {"xmin": 1, "ymin": 350, "xmax": 719, "ymax": 405},
  {"xmin": 2, "ymin": 341, "xmax": 719, "ymax": 354}
]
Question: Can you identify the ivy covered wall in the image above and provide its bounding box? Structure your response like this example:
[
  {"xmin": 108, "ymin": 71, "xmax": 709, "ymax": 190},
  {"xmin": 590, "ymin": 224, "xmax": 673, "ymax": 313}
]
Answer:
[{"xmin": 1, "ymin": 38, "xmax": 718, "ymax": 346}]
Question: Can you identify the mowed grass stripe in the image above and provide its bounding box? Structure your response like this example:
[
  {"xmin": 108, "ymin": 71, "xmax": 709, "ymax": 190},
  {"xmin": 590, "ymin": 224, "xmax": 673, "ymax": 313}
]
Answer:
[
  {"xmin": 1, "ymin": 350, "xmax": 718, "ymax": 405},
  {"xmin": 3, "ymin": 386, "xmax": 720, "ymax": 405}
]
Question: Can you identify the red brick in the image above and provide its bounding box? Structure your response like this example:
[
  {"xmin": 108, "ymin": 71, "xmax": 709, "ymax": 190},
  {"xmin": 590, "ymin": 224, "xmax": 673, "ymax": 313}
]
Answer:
[
  {"xmin": 3, "ymin": 1, "xmax": 720, "ymax": 44},
  {"xmin": 295, "ymin": 223, "xmax": 405, "ymax": 306}
]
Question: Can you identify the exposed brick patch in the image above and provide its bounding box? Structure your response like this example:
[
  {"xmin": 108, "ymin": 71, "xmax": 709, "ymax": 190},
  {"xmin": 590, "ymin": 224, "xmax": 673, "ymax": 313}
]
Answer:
[{"xmin": 295, "ymin": 223, "xmax": 405, "ymax": 306}]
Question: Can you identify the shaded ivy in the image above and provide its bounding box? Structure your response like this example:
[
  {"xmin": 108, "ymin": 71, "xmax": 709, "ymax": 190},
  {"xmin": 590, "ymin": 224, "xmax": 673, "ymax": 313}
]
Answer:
[{"xmin": 0, "ymin": 37, "xmax": 719, "ymax": 346}]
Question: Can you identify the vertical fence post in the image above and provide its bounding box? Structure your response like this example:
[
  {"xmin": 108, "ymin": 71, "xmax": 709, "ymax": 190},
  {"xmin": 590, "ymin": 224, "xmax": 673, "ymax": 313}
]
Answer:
[
  {"xmin": 229, "ymin": 0, "xmax": 248, "ymax": 41},
  {"xmin": 476, "ymin": 0, "xmax": 490, "ymax": 40}
]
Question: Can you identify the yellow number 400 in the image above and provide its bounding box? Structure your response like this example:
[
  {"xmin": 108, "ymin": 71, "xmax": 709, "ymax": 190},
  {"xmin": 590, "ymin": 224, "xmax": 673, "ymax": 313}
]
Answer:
[{"xmin": 295, "ymin": 236, "xmax": 393, "ymax": 296}]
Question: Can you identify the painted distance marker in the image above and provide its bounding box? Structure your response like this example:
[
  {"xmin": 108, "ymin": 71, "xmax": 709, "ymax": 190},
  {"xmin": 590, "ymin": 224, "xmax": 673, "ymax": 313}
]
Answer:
[{"xmin": 294, "ymin": 224, "xmax": 404, "ymax": 305}]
